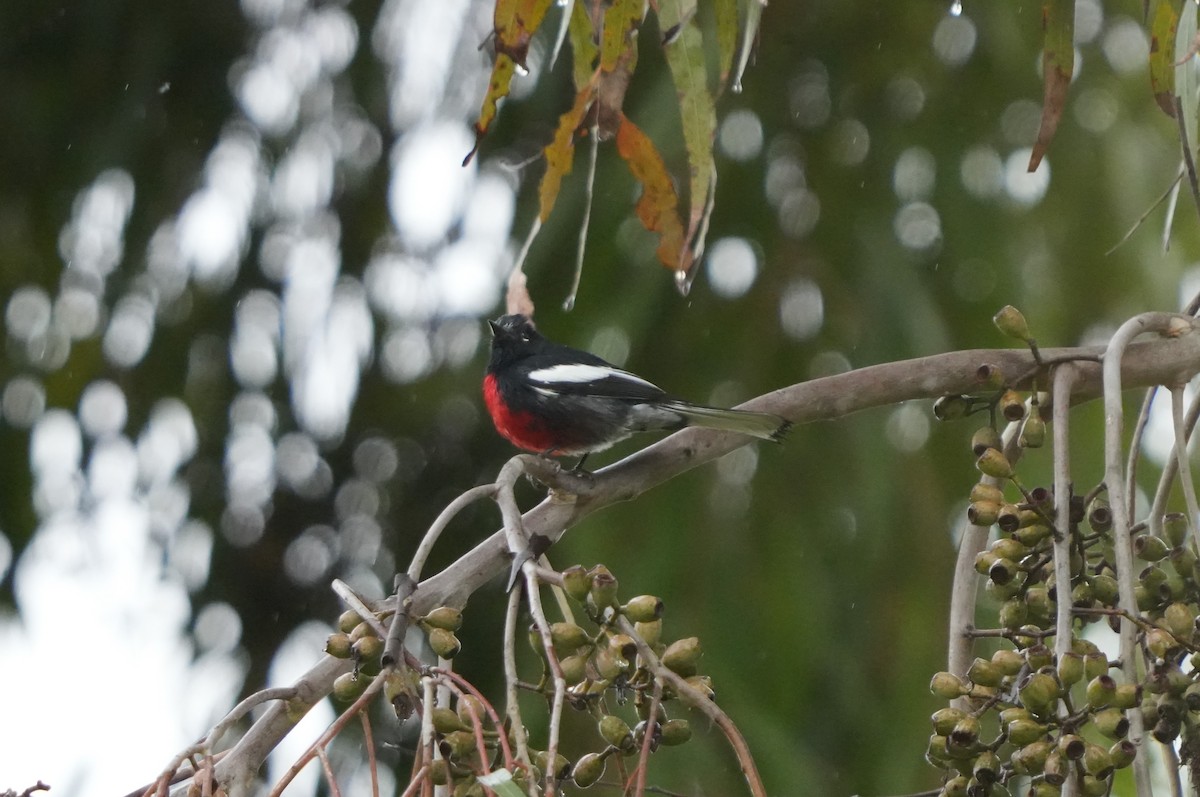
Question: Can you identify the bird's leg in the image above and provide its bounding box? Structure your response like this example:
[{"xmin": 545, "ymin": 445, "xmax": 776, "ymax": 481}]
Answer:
[
  {"xmin": 570, "ymin": 453, "xmax": 590, "ymax": 474},
  {"xmin": 506, "ymin": 532, "xmax": 552, "ymax": 593}
]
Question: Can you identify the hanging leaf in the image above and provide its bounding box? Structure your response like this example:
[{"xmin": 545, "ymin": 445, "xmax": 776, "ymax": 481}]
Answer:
[
  {"xmin": 601, "ymin": 0, "xmax": 644, "ymax": 73},
  {"xmin": 731, "ymin": 0, "xmax": 766, "ymax": 94},
  {"xmin": 539, "ymin": 87, "xmax": 596, "ymax": 222},
  {"xmin": 1150, "ymin": 0, "xmax": 1179, "ymax": 116},
  {"xmin": 568, "ymin": 0, "xmax": 599, "ymax": 92},
  {"xmin": 1178, "ymin": 0, "xmax": 1199, "ymax": 157},
  {"xmin": 467, "ymin": 0, "xmax": 555, "ymax": 163},
  {"xmin": 658, "ymin": 0, "xmax": 717, "ymax": 256},
  {"xmin": 1028, "ymin": 0, "xmax": 1075, "ymax": 172},
  {"xmin": 714, "ymin": 0, "xmax": 738, "ymax": 92},
  {"xmin": 617, "ymin": 114, "xmax": 688, "ymax": 271}
]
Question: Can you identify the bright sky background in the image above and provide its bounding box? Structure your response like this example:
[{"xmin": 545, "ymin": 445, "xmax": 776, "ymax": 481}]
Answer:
[{"xmin": 0, "ymin": 0, "xmax": 1186, "ymax": 794}]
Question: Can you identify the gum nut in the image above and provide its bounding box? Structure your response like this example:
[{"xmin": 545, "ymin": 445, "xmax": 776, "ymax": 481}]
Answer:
[
  {"xmin": 428, "ymin": 627, "xmax": 461, "ymax": 659},
  {"xmin": 424, "ymin": 606, "xmax": 464, "ymax": 631},
  {"xmin": 561, "ymin": 565, "xmax": 593, "ymax": 603},
  {"xmin": 662, "ymin": 637, "xmax": 702, "ymax": 676},
  {"xmin": 338, "ymin": 609, "xmax": 363, "ymax": 634},
  {"xmin": 993, "ymin": 305, "xmax": 1032, "ymax": 341},
  {"xmin": 622, "ymin": 595, "xmax": 664, "ymax": 623},
  {"xmin": 976, "ymin": 448, "xmax": 1014, "ymax": 479},
  {"xmin": 326, "ymin": 632, "xmax": 353, "ymax": 659},
  {"xmin": 571, "ymin": 752, "xmax": 605, "ymax": 788}
]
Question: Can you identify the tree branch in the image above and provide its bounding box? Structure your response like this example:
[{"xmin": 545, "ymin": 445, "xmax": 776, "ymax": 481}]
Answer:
[{"xmin": 198, "ymin": 326, "xmax": 1200, "ymax": 796}]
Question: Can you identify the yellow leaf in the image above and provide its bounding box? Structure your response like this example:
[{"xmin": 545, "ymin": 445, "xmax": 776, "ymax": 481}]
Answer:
[
  {"xmin": 601, "ymin": 0, "xmax": 643, "ymax": 73},
  {"xmin": 539, "ymin": 87, "xmax": 596, "ymax": 222},
  {"xmin": 616, "ymin": 115, "xmax": 688, "ymax": 271},
  {"xmin": 1150, "ymin": 0, "xmax": 1179, "ymax": 116}
]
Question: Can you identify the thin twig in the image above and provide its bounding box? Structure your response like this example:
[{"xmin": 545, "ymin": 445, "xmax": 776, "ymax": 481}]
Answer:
[
  {"xmin": 1175, "ymin": 95, "xmax": 1200, "ymax": 228},
  {"xmin": 503, "ymin": 583, "xmax": 536, "ymax": 791},
  {"xmin": 633, "ymin": 679, "xmax": 663, "ymax": 797},
  {"xmin": 360, "ymin": 711, "xmax": 380, "ymax": 797},
  {"xmin": 316, "ymin": 746, "xmax": 343, "ymax": 797},
  {"xmin": 1050, "ymin": 365, "xmax": 1080, "ymax": 797},
  {"xmin": 1148, "ymin": 388, "xmax": 1200, "ymax": 539},
  {"xmin": 431, "ymin": 667, "xmax": 517, "ymax": 770},
  {"xmin": 564, "ymin": 123, "xmax": 599, "ymax": 311},
  {"xmin": 332, "ymin": 579, "xmax": 390, "ymax": 639},
  {"xmin": 1103, "ymin": 312, "xmax": 1189, "ymax": 797},
  {"xmin": 1171, "ymin": 387, "xmax": 1200, "ymax": 548}
]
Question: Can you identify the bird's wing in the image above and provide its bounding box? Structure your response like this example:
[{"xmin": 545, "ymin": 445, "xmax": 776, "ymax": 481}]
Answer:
[{"xmin": 525, "ymin": 363, "xmax": 670, "ymax": 402}]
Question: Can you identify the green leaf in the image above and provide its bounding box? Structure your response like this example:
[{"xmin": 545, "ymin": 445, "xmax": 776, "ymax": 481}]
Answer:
[
  {"xmin": 1028, "ymin": 0, "xmax": 1075, "ymax": 172},
  {"xmin": 659, "ymin": 0, "xmax": 717, "ymax": 250},
  {"xmin": 1177, "ymin": 0, "xmax": 1199, "ymax": 156},
  {"xmin": 601, "ymin": 0, "xmax": 643, "ymax": 73},
  {"xmin": 714, "ymin": 0, "xmax": 738, "ymax": 91},
  {"xmin": 1150, "ymin": 0, "xmax": 1179, "ymax": 116},
  {"xmin": 568, "ymin": 0, "xmax": 599, "ymax": 92},
  {"xmin": 731, "ymin": 0, "xmax": 766, "ymax": 94}
]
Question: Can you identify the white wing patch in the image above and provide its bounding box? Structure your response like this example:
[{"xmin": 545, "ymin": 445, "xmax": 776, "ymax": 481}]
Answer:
[{"xmin": 527, "ymin": 363, "xmax": 659, "ymax": 390}]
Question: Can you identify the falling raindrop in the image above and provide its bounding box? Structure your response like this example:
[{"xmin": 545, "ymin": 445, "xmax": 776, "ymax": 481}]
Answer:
[
  {"xmin": 514, "ymin": 63, "xmax": 530, "ymax": 77},
  {"xmin": 674, "ymin": 269, "xmax": 692, "ymax": 296},
  {"xmin": 732, "ymin": 81, "xmax": 744, "ymax": 94},
  {"xmin": 950, "ymin": 0, "xmax": 963, "ymax": 16}
]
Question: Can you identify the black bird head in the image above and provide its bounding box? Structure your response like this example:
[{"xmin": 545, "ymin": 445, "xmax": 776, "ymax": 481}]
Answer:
[{"xmin": 487, "ymin": 314, "xmax": 543, "ymax": 370}]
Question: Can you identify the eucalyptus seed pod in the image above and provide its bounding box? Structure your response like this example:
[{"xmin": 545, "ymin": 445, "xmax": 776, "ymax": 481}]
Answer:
[
  {"xmin": 995, "ymin": 504, "xmax": 1023, "ymax": 534},
  {"xmin": 925, "ymin": 733, "xmax": 950, "ymax": 764},
  {"xmin": 993, "ymin": 305, "xmax": 1032, "ymax": 342},
  {"xmin": 991, "ymin": 648, "xmax": 1024, "ymax": 676},
  {"xmin": 622, "ymin": 595, "xmax": 664, "ymax": 623},
  {"xmin": 1019, "ymin": 407, "xmax": 1045, "ymax": 448},
  {"xmin": 1011, "ymin": 739, "xmax": 1052, "ymax": 773},
  {"xmin": 1185, "ymin": 681, "xmax": 1200, "ymax": 711},
  {"xmin": 1042, "ymin": 749, "xmax": 1068, "ymax": 785},
  {"xmin": 972, "ymin": 750, "xmax": 1002, "ymax": 784},
  {"xmin": 1079, "ymin": 775, "xmax": 1108, "ymax": 797},
  {"xmin": 988, "ymin": 558, "xmax": 1019, "ymax": 586},
  {"xmin": 1112, "ymin": 683, "xmax": 1142, "ymax": 709},
  {"xmin": 1018, "ymin": 671, "xmax": 1059, "ymax": 713},
  {"xmin": 424, "ymin": 606, "xmax": 464, "ymax": 631},
  {"xmin": 990, "ymin": 537, "xmax": 1028, "ymax": 561},
  {"xmin": 598, "ymin": 714, "xmax": 635, "ymax": 751},
  {"xmin": 1056, "ymin": 733, "xmax": 1085, "ymax": 760},
  {"xmin": 999, "ymin": 706, "xmax": 1033, "ymax": 725},
  {"xmin": 998, "ymin": 598, "xmax": 1028, "ymax": 629},
  {"xmin": 588, "ymin": 565, "xmax": 618, "ymax": 609},
  {"xmin": 967, "ymin": 501, "xmax": 1000, "ymax": 527},
  {"xmin": 1013, "ymin": 523, "xmax": 1052, "ymax": 546},
  {"xmin": 930, "ymin": 672, "xmax": 968, "ymax": 699},
  {"xmin": 432, "ymin": 706, "xmax": 467, "ymax": 734},
  {"xmin": 949, "ymin": 716, "xmax": 981, "ymax": 748},
  {"xmin": 967, "ymin": 658, "xmax": 1003, "ymax": 688},
  {"xmin": 971, "ymin": 426, "xmax": 1003, "ymax": 456},
  {"xmin": 984, "ymin": 576, "xmax": 1022, "ymax": 602},
  {"xmin": 1093, "ymin": 707, "xmax": 1129, "ymax": 739},
  {"xmin": 427, "ymin": 627, "xmax": 461, "ymax": 659},
  {"xmin": 940, "ymin": 775, "xmax": 969, "ymax": 797},
  {"xmin": 1087, "ymin": 498, "xmax": 1113, "ymax": 533},
  {"xmin": 1056, "ymin": 651, "xmax": 1084, "ymax": 687},
  {"xmin": 1109, "ymin": 739, "xmax": 1137, "ymax": 769},
  {"xmin": 337, "ymin": 609, "xmax": 363, "ymax": 634},
  {"xmin": 1079, "ymin": 651, "xmax": 1109, "ymax": 682},
  {"xmin": 998, "ymin": 390, "xmax": 1026, "ymax": 422},
  {"xmin": 1089, "ymin": 574, "xmax": 1119, "ymax": 605},
  {"xmin": 325, "ymin": 632, "xmax": 353, "ymax": 659},
  {"xmin": 428, "ymin": 759, "xmax": 449, "ymax": 786},
  {"xmin": 660, "ymin": 718, "xmax": 692, "ymax": 745},
  {"xmin": 1164, "ymin": 512, "xmax": 1191, "ymax": 547},
  {"xmin": 1082, "ymin": 742, "xmax": 1114, "ymax": 778},
  {"xmin": 349, "ymin": 621, "xmax": 376, "ymax": 643},
  {"xmin": 1163, "ymin": 602, "xmax": 1195, "ymax": 642},
  {"xmin": 1145, "ymin": 627, "xmax": 1178, "ymax": 660},
  {"xmin": 452, "ymin": 779, "xmax": 483, "ymax": 797},
  {"xmin": 974, "ymin": 550, "xmax": 1000, "ymax": 576},
  {"xmin": 607, "ymin": 633, "xmax": 638, "ymax": 664},
  {"xmin": 1006, "ymin": 718, "xmax": 1050, "ymax": 746},
  {"xmin": 533, "ymin": 750, "xmax": 571, "ymax": 781},
  {"xmin": 456, "ymin": 695, "xmax": 485, "ymax": 728},
  {"xmin": 1169, "ymin": 545, "xmax": 1197, "ymax": 577},
  {"xmin": 571, "ymin": 752, "xmax": 606, "ymax": 788},
  {"xmin": 353, "ymin": 635, "xmax": 384, "ymax": 671},
  {"xmin": 934, "ymin": 394, "xmax": 973, "ymax": 421},
  {"xmin": 1028, "ymin": 783, "xmax": 1061, "ymax": 797},
  {"xmin": 1134, "ymin": 534, "xmax": 1170, "ymax": 562},
  {"xmin": 550, "ymin": 622, "xmax": 591, "ymax": 656},
  {"xmin": 559, "ymin": 652, "xmax": 589, "ymax": 685},
  {"xmin": 1086, "ymin": 674, "xmax": 1117, "ymax": 708},
  {"xmin": 1025, "ymin": 644, "xmax": 1053, "ymax": 670},
  {"xmin": 662, "ymin": 637, "xmax": 702, "ymax": 677},
  {"xmin": 440, "ymin": 730, "xmax": 476, "ymax": 759},
  {"xmin": 931, "ymin": 707, "xmax": 968, "ymax": 736},
  {"xmin": 332, "ymin": 671, "xmax": 367, "ymax": 701},
  {"xmin": 593, "ymin": 646, "xmax": 627, "ymax": 681},
  {"xmin": 561, "ymin": 565, "xmax": 593, "ymax": 603},
  {"xmin": 634, "ymin": 619, "xmax": 663, "ymax": 648},
  {"xmin": 1025, "ymin": 586, "xmax": 1053, "ymax": 620},
  {"xmin": 970, "ymin": 483, "xmax": 1005, "ymax": 504}
]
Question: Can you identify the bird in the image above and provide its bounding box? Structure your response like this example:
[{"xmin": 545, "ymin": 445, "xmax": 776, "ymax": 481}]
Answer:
[{"xmin": 483, "ymin": 313, "xmax": 791, "ymax": 470}]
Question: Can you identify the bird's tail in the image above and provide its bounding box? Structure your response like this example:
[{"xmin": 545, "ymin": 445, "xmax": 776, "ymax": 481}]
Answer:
[{"xmin": 666, "ymin": 403, "xmax": 792, "ymax": 442}]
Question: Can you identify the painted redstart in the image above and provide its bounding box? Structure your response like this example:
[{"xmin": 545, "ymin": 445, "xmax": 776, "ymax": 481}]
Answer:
[{"xmin": 483, "ymin": 314, "xmax": 792, "ymax": 469}]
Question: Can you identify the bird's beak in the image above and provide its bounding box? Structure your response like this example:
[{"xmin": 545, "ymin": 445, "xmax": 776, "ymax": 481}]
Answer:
[{"xmin": 487, "ymin": 319, "xmax": 500, "ymax": 337}]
